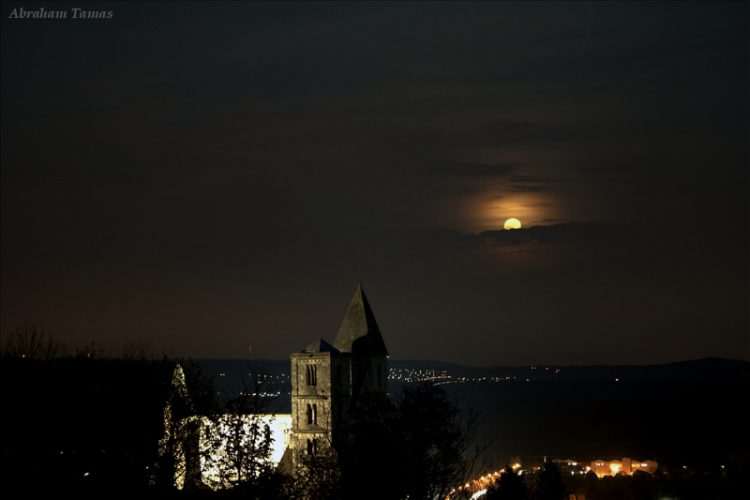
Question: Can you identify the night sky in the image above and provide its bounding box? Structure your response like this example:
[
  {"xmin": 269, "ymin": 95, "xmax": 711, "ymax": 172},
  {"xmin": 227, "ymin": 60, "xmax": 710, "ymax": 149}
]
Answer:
[{"xmin": 2, "ymin": 2, "xmax": 747, "ymax": 365}]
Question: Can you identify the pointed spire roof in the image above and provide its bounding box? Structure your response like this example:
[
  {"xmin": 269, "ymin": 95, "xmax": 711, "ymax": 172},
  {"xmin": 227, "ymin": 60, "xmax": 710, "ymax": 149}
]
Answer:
[
  {"xmin": 333, "ymin": 285, "xmax": 389, "ymax": 357},
  {"xmin": 303, "ymin": 338, "xmax": 340, "ymax": 354}
]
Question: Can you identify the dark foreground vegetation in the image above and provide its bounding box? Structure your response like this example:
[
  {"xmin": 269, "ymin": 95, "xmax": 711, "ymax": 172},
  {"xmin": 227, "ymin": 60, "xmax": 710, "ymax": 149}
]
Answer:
[{"xmin": 0, "ymin": 326, "xmax": 220, "ymax": 494}]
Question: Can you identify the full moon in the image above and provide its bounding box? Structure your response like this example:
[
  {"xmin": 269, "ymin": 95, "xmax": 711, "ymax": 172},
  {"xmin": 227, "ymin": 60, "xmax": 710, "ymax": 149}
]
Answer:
[{"xmin": 504, "ymin": 217, "xmax": 522, "ymax": 230}]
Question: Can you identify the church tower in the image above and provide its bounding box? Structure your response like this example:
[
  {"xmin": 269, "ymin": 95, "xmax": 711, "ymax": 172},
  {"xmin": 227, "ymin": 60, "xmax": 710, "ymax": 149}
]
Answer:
[
  {"xmin": 289, "ymin": 285, "xmax": 388, "ymax": 461},
  {"xmin": 332, "ymin": 284, "xmax": 389, "ymax": 397}
]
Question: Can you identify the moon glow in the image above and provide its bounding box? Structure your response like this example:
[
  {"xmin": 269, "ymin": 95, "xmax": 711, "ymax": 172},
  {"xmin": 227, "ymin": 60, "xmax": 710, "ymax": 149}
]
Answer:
[{"xmin": 504, "ymin": 217, "xmax": 522, "ymax": 230}]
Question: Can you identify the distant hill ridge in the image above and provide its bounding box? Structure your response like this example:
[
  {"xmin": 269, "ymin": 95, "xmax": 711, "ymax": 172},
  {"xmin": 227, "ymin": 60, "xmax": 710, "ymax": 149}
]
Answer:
[{"xmin": 198, "ymin": 357, "xmax": 750, "ymax": 382}]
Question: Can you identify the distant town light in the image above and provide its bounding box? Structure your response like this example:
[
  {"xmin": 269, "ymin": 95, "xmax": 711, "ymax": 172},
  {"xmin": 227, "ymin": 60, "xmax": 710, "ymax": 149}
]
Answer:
[{"xmin": 590, "ymin": 458, "xmax": 657, "ymax": 478}]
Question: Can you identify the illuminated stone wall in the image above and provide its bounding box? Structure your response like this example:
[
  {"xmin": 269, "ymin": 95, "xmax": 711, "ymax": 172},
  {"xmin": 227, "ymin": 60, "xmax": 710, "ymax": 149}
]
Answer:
[
  {"xmin": 290, "ymin": 351, "xmax": 350, "ymax": 458},
  {"xmin": 173, "ymin": 414, "xmax": 291, "ymax": 490}
]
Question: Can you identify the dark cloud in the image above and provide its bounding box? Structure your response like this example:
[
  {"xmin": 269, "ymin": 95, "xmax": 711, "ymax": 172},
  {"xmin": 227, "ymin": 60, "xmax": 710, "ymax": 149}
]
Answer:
[
  {"xmin": 474, "ymin": 222, "xmax": 619, "ymax": 246},
  {"xmin": 430, "ymin": 161, "xmax": 514, "ymax": 177}
]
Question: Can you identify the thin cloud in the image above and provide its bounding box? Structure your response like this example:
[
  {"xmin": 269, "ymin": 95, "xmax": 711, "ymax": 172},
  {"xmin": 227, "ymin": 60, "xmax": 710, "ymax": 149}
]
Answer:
[
  {"xmin": 430, "ymin": 161, "xmax": 514, "ymax": 177},
  {"xmin": 473, "ymin": 221, "xmax": 620, "ymax": 245}
]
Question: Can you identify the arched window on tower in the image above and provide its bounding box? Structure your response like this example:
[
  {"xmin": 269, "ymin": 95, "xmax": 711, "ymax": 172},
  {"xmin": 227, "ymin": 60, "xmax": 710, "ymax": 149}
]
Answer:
[
  {"xmin": 306, "ymin": 364, "xmax": 317, "ymax": 386},
  {"xmin": 307, "ymin": 438, "xmax": 317, "ymax": 455},
  {"xmin": 312, "ymin": 403, "xmax": 318, "ymax": 425},
  {"xmin": 306, "ymin": 404, "xmax": 313, "ymax": 425}
]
